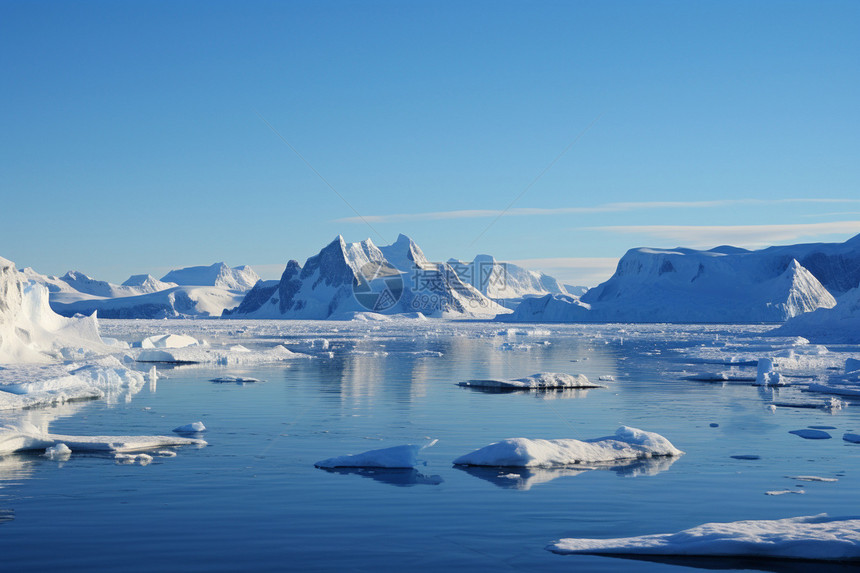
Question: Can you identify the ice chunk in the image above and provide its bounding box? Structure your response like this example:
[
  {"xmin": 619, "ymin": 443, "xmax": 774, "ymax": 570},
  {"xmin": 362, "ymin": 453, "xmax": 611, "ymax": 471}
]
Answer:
[
  {"xmin": 844, "ymin": 434, "xmax": 860, "ymax": 444},
  {"xmin": 787, "ymin": 475, "xmax": 838, "ymax": 482},
  {"xmin": 115, "ymin": 453, "xmax": 153, "ymax": 465},
  {"xmin": 766, "ymin": 489, "xmax": 805, "ymax": 495},
  {"xmin": 44, "ymin": 443, "xmax": 71, "ymax": 461},
  {"xmin": 315, "ymin": 440, "xmax": 436, "ymax": 469},
  {"xmin": 458, "ymin": 372, "xmax": 599, "ymax": 391},
  {"xmin": 755, "ymin": 358, "xmax": 785, "ymax": 386},
  {"xmin": 140, "ymin": 334, "xmax": 200, "ymax": 349},
  {"xmin": 548, "ymin": 514, "xmax": 860, "ymax": 561},
  {"xmin": 210, "ymin": 376, "xmax": 260, "ymax": 384},
  {"xmin": 789, "ymin": 429, "xmax": 832, "ymax": 439},
  {"xmin": 173, "ymin": 422, "xmax": 206, "ymax": 434},
  {"xmin": 453, "ymin": 427, "xmax": 683, "ymax": 467}
]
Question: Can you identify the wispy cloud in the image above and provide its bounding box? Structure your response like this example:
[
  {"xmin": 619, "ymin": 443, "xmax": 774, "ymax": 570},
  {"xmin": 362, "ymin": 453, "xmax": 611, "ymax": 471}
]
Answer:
[
  {"xmin": 509, "ymin": 257, "xmax": 619, "ymax": 287},
  {"xmin": 333, "ymin": 198, "xmax": 860, "ymax": 224},
  {"xmin": 589, "ymin": 221, "xmax": 860, "ymax": 248}
]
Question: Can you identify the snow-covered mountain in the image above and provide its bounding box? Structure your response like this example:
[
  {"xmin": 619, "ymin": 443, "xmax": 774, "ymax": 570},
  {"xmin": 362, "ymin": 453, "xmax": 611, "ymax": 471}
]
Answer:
[
  {"xmin": 161, "ymin": 263, "xmax": 260, "ymax": 291},
  {"xmin": 447, "ymin": 254, "xmax": 569, "ymax": 303},
  {"xmin": 22, "ymin": 268, "xmax": 176, "ymax": 305},
  {"xmin": 225, "ymin": 234, "xmax": 508, "ymax": 319},
  {"xmin": 503, "ymin": 239, "xmax": 844, "ymax": 323}
]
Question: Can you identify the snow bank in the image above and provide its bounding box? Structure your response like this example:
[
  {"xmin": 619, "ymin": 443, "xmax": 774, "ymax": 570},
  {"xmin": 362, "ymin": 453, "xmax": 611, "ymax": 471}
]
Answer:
[
  {"xmin": 315, "ymin": 440, "xmax": 436, "ymax": 469},
  {"xmin": 453, "ymin": 427, "xmax": 683, "ymax": 467},
  {"xmin": 458, "ymin": 372, "xmax": 599, "ymax": 391},
  {"xmin": 548, "ymin": 514, "xmax": 860, "ymax": 561}
]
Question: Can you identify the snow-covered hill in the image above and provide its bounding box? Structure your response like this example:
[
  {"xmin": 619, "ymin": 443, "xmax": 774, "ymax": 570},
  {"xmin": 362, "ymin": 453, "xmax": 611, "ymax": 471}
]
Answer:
[
  {"xmin": 121, "ymin": 274, "xmax": 177, "ymax": 294},
  {"xmin": 503, "ymin": 238, "xmax": 845, "ymax": 323},
  {"xmin": 225, "ymin": 234, "xmax": 508, "ymax": 319},
  {"xmin": 161, "ymin": 263, "xmax": 260, "ymax": 291},
  {"xmin": 51, "ymin": 285, "xmax": 246, "ymax": 319}
]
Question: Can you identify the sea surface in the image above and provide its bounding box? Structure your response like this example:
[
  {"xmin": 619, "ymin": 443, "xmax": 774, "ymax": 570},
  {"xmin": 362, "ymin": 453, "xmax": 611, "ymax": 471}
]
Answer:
[{"xmin": 1, "ymin": 319, "xmax": 859, "ymax": 572}]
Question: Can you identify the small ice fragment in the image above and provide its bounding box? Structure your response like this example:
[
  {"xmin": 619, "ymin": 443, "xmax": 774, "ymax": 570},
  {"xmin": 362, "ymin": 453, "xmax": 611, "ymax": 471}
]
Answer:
[
  {"xmin": 765, "ymin": 489, "xmax": 805, "ymax": 496},
  {"xmin": 786, "ymin": 476, "xmax": 838, "ymax": 482},
  {"xmin": 598, "ymin": 375, "xmax": 615, "ymax": 381},
  {"xmin": 173, "ymin": 422, "xmax": 206, "ymax": 433},
  {"xmin": 731, "ymin": 455, "xmax": 760, "ymax": 460},
  {"xmin": 767, "ymin": 404, "xmax": 777, "ymax": 413},
  {"xmin": 755, "ymin": 358, "xmax": 784, "ymax": 386},
  {"xmin": 709, "ymin": 423, "xmax": 719, "ymax": 428},
  {"xmin": 137, "ymin": 453, "xmax": 153, "ymax": 466},
  {"xmin": 843, "ymin": 433, "xmax": 860, "ymax": 444},
  {"xmin": 789, "ymin": 429, "xmax": 832, "ymax": 440},
  {"xmin": 156, "ymin": 450, "xmax": 177, "ymax": 457},
  {"xmin": 45, "ymin": 443, "xmax": 71, "ymax": 461}
]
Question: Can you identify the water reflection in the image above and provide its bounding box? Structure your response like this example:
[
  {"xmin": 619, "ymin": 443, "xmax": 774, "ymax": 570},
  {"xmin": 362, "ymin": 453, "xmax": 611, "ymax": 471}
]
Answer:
[
  {"xmin": 457, "ymin": 456, "xmax": 680, "ymax": 490},
  {"xmin": 318, "ymin": 467, "xmax": 443, "ymax": 487},
  {"xmin": 458, "ymin": 386, "xmax": 593, "ymax": 401},
  {"xmin": 595, "ymin": 554, "xmax": 860, "ymax": 573}
]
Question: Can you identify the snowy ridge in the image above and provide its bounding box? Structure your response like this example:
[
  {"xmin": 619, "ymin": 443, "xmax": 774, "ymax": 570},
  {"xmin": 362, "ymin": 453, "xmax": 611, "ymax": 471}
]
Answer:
[{"xmin": 52, "ymin": 285, "xmax": 246, "ymax": 319}]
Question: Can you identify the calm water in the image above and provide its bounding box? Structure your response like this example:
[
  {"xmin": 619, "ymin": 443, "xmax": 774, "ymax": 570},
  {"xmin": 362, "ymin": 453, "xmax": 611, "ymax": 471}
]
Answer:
[{"xmin": 2, "ymin": 320, "xmax": 859, "ymax": 572}]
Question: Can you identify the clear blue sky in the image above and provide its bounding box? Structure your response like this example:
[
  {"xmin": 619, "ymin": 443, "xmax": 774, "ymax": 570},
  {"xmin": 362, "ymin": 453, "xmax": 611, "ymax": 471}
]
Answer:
[{"xmin": 2, "ymin": 0, "xmax": 859, "ymax": 286}]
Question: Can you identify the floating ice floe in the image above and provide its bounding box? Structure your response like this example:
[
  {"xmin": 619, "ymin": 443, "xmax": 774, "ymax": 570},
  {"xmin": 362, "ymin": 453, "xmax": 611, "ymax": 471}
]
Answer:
[
  {"xmin": 135, "ymin": 344, "xmax": 310, "ymax": 365},
  {"xmin": 787, "ymin": 475, "xmax": 838, "ymax": 482},
  {"xmin": 458, "ymin": 372, "xmax": 600, "ymax": 391},
  {"xmin": 548, "ymin": 514, "xmax": 860, "ymax": 561},
  {"xmin": 315, "ymin": 440, "xmax": 437, "ymax": 469},
  {"xmin": 0, "ymin": 420, "xmax": 206, "ymax": 455},
  {"xmin": 453, "ymin": 427, "xmax": 683, "ymax": 468},
  {"xmin": 766, "ymin": 489, "xmax": 805, "ymax": 495},
  {"xmin": 209, "ymin": 376, "xmax": 260, "ymax": 384},
  {"xmin": 115, "ymin": 453, "xmax": 153, "ymax": 465},
  {"xmin": 844, "ymin": 434, "xmax": 860, "ymax": 444},
  {"xmin": 173, "ymin": 422, "xmax": 206, "ymax": 434},
  {"xmin": 789, "ymin": 429, "xmax": 832, "ymax": 440},
  {"xmin": 0, "ymin": 357, "xmax": 146, "ymax": 410},
  {"xmin": 685, "ymin": 371, "xmax": 757, "ymax": 383}
]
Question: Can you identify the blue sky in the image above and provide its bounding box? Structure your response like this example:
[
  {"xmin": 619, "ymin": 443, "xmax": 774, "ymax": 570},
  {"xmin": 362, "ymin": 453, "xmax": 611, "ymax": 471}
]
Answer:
[{"xmin": 2, "ymin": 1, "xmax": 859, "ymax": 286}]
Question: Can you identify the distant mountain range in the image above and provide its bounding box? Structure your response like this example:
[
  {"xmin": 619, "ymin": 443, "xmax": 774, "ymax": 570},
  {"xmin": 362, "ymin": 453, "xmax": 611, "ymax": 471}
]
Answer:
[
  {"xmin": 504, "ymin": 234, "xmax": 860, "ymax": 323},
  {"xmin": 9, "ymin": 232, "xmax": 860, "ymax": 324}
]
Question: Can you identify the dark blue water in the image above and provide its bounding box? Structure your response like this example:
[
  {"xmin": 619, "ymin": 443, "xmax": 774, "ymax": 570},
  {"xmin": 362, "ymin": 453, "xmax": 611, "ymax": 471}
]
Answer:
[{"xmin": 1, "ymin": 321, "xmax": 859, "ymax": 571}]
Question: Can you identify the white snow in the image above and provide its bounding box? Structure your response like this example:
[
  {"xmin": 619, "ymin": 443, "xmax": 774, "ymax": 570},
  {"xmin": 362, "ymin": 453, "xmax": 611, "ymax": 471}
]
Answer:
[
  {"xmin": 453, "ymin": 427, "xmax": 683, "ymax": 467},
  {"xmin": 458, "ymin": 372, "xmax": 598, "ymax": 390},
  {"xmin": 775, "ymin": 283, "xmax": 860, "ymax": 343},
  {"xmin": 548, "ymin": 514, "xmax": 860, "ymax": 561},
  {"xmin": 315, "ymin": 440, "xmax": 436, "ymax": 469},
  {"xmin": 787, "ymin": 475, "xmax": 838, "ymax": 482},
  {"xmin": 755, "ymin": 358, "xmax": 785, "ymax": 386}
]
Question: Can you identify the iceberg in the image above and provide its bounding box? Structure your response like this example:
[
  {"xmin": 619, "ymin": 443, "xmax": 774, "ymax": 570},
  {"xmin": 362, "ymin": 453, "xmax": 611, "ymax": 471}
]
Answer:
[
  {"xmin": 548, "ymin": 514, "xmax": 860, "ymax": 561},
  {"xmin": 453, "ymin": 427, "xmax": 683, "ymax": 467}
]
